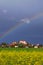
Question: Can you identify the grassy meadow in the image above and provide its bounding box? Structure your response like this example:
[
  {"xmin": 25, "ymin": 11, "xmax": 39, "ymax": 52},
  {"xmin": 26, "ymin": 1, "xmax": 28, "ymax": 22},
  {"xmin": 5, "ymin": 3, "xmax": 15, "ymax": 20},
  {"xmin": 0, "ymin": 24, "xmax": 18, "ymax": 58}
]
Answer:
[{"xmin": 0, "ymin": 48, "xmax": 43, "ymax": 65}]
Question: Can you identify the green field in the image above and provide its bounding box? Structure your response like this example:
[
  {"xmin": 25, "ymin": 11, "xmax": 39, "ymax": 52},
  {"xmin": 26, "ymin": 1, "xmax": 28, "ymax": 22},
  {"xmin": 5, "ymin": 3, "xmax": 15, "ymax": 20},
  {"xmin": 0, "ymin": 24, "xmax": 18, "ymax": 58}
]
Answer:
[
  {"xmin": 0, "ymin": 48, "xmax": 43, "ymax": 51},
  {"xmin": 0, "ymin": 48, "xmax": 43, "ymax": 65}
]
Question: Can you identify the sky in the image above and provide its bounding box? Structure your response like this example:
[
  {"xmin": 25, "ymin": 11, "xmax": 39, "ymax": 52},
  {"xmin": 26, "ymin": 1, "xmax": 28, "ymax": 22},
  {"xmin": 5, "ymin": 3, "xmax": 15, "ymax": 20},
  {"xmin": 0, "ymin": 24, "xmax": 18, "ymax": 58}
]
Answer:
[
  {"xmin": 0, "ymin": 0, "xmax": 43, "ymax": 18},
  {"xmin": 0, "ymin": 0, "xmax": 43, "ymax": 43}
]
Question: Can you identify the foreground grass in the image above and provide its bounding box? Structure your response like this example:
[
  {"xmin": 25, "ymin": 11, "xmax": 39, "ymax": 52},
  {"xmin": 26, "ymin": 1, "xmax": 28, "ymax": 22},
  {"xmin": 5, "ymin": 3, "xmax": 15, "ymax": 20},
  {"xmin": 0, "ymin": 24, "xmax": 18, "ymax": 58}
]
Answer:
[{"xmin": 0, "ymin": 48, "xmax": 43, "ymax": 65}]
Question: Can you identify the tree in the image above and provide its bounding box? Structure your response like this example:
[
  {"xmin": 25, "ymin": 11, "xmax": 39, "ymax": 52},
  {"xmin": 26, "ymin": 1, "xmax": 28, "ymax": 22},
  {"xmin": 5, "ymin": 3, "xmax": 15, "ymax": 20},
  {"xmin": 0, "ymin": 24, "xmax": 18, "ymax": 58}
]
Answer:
[
  {"xmin": 18, "ymin": 43, "xmax": 23, "ymax": 48},
  {"xmin": 1, "ymin": 42, "xmax": 7, "ymax": 48},
  {"xmin": 1, "ymin": 42, "xmax": 7, "ymax": 45}
]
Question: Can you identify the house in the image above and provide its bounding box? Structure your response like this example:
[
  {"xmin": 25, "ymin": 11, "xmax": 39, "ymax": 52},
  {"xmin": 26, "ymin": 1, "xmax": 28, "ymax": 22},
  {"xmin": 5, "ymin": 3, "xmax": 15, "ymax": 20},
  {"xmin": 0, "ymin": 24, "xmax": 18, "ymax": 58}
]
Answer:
[
  {"xmin": 33, "ymin": 44, "xmax": 40, "ymax": 48},
  {"xmin": 9, "ymin": 42, "xmax": 18, "ymax": 47},
  {"xmin": 18, "ymin": 40, "xmax": 28, "ymax": 48},
  {"xmin": 1, "ymin": 42, "xmax": 8, "ymax": 48},
  {"xmin": 34, "ymin": 46, "xmax": 38, "ymax": 48},
  {"xmin": 15, "ymin": 46, "xmax": 18, "ymax": 48},
  {"xmin": 19, "ymin": 40, "xmax": 27, "ymax": 45},
  {"xmin": 25, "ymin": 46, "xmax": 28, "ymax": 48}
]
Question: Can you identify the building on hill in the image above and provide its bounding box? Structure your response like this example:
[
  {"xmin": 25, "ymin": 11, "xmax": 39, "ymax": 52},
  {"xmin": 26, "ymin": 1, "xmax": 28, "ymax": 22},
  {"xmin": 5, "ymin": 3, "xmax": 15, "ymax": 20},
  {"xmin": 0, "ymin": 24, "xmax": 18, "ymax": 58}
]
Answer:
[
  {"xmin": 18, "ymin": 40, "xmax": 28, "ymax": 48},
  {"xmin": 19, "ymin": 40, "xmax": 27, "ymax": 45},
  {"xmin": 18, "ymin": 40, "xmax": 33, "ymax": 48}
]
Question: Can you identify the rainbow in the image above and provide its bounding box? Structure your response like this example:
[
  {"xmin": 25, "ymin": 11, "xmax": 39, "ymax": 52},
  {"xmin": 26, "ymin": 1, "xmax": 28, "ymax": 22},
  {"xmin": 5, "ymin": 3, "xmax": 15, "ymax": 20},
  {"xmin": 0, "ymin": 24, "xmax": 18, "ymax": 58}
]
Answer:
[
  {"xmin": 30, "ymin": 12, "xmax": 43, "ymax": 20},
  {"xmin": 0, "ymin": 12, "xmax": 43, "ymax": 39},
  {"xmin": 1, "ymin": 22, "xmax": 24, "ymax": 39}
]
